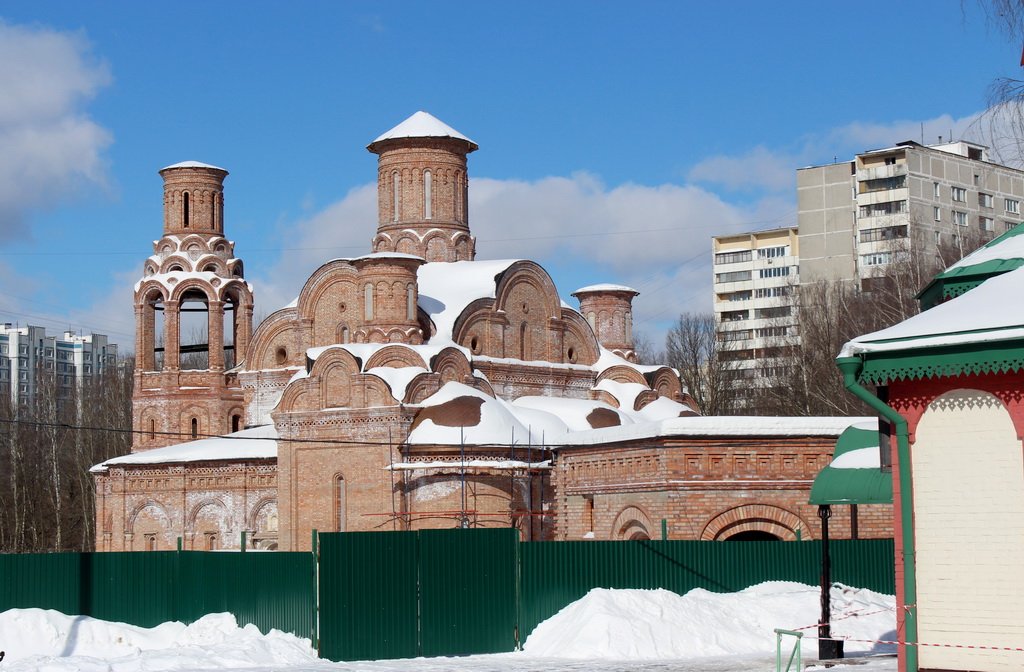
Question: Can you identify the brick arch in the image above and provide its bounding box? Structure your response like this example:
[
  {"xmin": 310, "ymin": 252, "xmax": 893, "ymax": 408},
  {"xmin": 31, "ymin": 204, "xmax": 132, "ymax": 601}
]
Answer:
[
  {"xmin": 645, "ymin": 367, "xmax": 683, "ymax": 401},
  {"xmin": 246, "ymin": 307, "xmax": 300, "ymax": 370},
  {"xmin": 365, "ymin": 345, "xmax": 427, "ymax": 370},
  {"xmin": 559, "ymin": 309, "xmax": 601, "ymax": 366},
  {"xmin": 159, "ymin": 253, "xmax": 194, "ymax": 274},
  {"xmin": 610, "ymin": 504, "xmax": 655, "ymax": 540},
  {"xmin": 700, "ymin": 504, "xmax": 812, "ymax": 541},
  {"xmin": 136, "ymin": 282, "xmax": 169, "ymax": 306},
  {"xmin": 596, "ymin": 365, "xmax": 648, "ymax": 386},
  {"xmin": 127, "ymin": 500, "xmax": 171, "ymax": 533},
  {"xmin": 186, "ymin": 496, "xmax": 229, "ymax": 531},
  {"xmin": 430, "ymin": 347, "xmax": 473, "ymax": 385},
  {"xmin": 295, "ymin": 259, "xmax": 360, "ymax": 320},
  {"xmin": 247, "ymin": 496, "xmax": 278, "ymax": 531},
  {"xmin": 494, "ymin": 261, "xmax": 562, "ymax": 320},
  {"xmin": 169, "ymin": 277, "xmax": 218, "ymax": 303}
]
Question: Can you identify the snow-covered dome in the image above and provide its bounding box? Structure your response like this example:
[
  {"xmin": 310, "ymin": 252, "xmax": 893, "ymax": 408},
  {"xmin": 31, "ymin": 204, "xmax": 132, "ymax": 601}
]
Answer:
[
  {"xmin": 160, "ymin": 160, "xmax": 228, "ymax": 173},
  {"xmin": 369, "ymin": 111, "xmax": 477, "ymax": 150}
]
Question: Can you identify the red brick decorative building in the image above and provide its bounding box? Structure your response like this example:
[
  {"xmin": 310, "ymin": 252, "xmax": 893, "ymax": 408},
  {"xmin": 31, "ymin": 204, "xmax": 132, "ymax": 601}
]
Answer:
[
  {"xmin": 838, "ymin": 225, "xmax": 1024, "ymax": 672},
  {"xmin": 92, "ymin": 112, "xmax": 891, "ymax": 552}
]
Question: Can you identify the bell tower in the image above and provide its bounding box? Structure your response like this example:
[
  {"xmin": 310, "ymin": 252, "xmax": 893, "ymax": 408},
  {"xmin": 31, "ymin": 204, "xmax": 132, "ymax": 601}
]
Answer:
[
  {"xmin": 132, "ymin": 161, "xmax": 254, "ymax": 451},
  {"xmin": 367, "ymin": 111, "xmax": 478, "ymax": 262}
]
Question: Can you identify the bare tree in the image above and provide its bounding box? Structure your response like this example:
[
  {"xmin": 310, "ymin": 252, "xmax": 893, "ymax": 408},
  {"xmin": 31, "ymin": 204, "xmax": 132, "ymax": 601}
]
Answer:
[
  {"xmin": 0, "ymin": 356, "xmax": 133, "ymax": 552},
  {"xmin": 664, "ymin": 312, "xmax": 737, "ymax": 415}
]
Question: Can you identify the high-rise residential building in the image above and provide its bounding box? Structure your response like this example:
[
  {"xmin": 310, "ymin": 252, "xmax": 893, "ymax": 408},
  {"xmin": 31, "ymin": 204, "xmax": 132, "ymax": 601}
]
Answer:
[
  {"xmin": 0, "ymin": 324, "xmax": 118, "ymax": 403},
  {"xmin": 711, "ymin": 227, "xmax": 799, "ymax": 391},
  {"xmin": 713, "ymin": 139, "xmax": 1024, "ymax": 392},
  {"xmin": 798, "ymin": 140, "xmax": 1023, "ymax": 288}
]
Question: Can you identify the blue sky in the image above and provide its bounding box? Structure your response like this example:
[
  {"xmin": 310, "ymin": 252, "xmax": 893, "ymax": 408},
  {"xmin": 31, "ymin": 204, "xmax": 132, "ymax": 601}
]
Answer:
[{"xmin": 0, "ymin": 2, "xmax": 1019, "ymax": 351}]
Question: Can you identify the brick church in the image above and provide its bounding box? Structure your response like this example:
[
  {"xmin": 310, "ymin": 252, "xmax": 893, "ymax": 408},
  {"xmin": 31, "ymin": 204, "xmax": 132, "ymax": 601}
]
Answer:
[{"xmin": 92, "ymin": 112, "xmax": 890, "ymax": 551}]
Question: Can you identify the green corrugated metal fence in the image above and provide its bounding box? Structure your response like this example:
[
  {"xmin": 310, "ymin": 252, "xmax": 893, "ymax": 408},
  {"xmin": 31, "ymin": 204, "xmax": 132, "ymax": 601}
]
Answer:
[
  {"xmin": 518, "ymin": 539, "xmax": 895, "ymax": 641},
  {"xmin": 0, "ymin": 535, "xmax": 893, "ymax": 663},
  {"xmin": 317, "ymin": 529, "xmax": 519, "ymax": 662},
  {"xmin": 0, "ymin": 550, "xmax": 316, "ymax": 639}
]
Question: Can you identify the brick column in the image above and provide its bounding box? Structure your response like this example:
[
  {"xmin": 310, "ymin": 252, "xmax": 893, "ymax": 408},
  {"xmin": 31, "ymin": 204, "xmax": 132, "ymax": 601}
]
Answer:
[
  {"xmin": 164, "ymin": 300, "xmax": 180, "ymax": 370},
  {"xmin": 208, "ymin": 300, "xmax": 225, "ymax": 370}
]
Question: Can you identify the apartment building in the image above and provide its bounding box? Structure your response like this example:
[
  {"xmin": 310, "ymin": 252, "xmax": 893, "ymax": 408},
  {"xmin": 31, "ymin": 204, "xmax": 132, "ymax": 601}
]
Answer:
[
  {"xmin": 798, "ymin": 140, "xmax": 1024, "ymax": 288},
  {"xmin": 711, "ymin": 227, "xmax": 799, "ymax": 389},
  {"xmin": 0, "ymin": 324, "xmax": 118, "ymax": 404},
  {"xmin": 713, "ymin": 139, "xmax": 1024, "ymax": 396}
]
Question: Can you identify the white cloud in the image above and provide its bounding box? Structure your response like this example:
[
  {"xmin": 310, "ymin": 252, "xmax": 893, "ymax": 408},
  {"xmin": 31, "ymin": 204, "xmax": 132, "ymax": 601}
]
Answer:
[
  {"xmin": 687, "ymin": 110, "xmax": 1004, "ymax": 195},
  {"xmin": 686, "ymin": 147, "xmax": 801, "ymax": 193},
  {"xmin": 0, "ymin": 20, "xmax": 112, "ymax": 243}
]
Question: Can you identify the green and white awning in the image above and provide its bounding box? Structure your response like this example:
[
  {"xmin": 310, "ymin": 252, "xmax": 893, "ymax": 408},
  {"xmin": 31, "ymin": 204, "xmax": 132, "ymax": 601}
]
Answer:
[{"xmin": 809, "ymin": 424, "xmax": 893, "ymax": 505}]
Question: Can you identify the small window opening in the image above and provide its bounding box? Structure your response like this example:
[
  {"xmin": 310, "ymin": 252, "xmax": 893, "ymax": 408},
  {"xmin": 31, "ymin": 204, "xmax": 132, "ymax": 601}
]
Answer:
[
  {"xmin": 274, "ymin": 346, "xmax": 287, "ymax": 365},
  {"xmin": 149, "ymin": 418, "xmax": 155, "ymax": 439},
  {"xmin": 424, "ymin": 170, "xmax": 432, "ymax": 220},
  {"xmin": 231, "ymin": 414, "xmax": 241, "ymax": 433},
  {"xmin": 191, "ymin": 417, "xmax": 198, "ymax": 439},
  {"xmin": 183, "ymin": 192, "xmax": 190, "ymax": 228}
]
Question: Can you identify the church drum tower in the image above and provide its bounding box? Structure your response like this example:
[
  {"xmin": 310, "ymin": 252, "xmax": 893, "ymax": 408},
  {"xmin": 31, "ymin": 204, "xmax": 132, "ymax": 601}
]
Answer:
[{"xmin": 132, "ymin": 162, "xmax": 254, "ymax": 451}]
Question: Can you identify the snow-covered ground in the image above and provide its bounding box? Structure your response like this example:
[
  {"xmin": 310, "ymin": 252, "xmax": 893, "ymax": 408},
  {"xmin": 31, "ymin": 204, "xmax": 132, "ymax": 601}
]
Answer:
[{"xmin": 0, "ymin": 582, "xmax": 897, "ymax": 672}]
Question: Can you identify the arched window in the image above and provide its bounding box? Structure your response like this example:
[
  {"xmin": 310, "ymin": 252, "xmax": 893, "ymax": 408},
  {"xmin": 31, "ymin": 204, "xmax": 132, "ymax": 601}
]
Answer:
[
  {"xmin": 392, "ymin": 172, "xmax": 400, "ymax": 222},
  {"xmin": 341, "ymin": 326, "xmax": 350, "ymax": 344},
  {"xmin": 424, "ymin": 170, "xmax": 432, "ymax": 220},
  {"xmin": 231, "ymin": 414, "xmax": 241, "ymax": 433},
  {"xmin": 364, "ymin": 283, "xmax": 374, "ymax": 321},
  {"xmin": 191, "ymin": 417, "xmax": 198, "ymax": 439},
  {"xmin": 406, "ymin": 285, "xmax": 416, "ymax": 321},
  {"xmin": 183, "ymin": 192, "xmax": 190, "ymax": 228},
  {"xmin": 149, "ymin": 418, "xmax": 155, "ymax": 439},
  {"xmin": 335, "ymin": 475, "xmax": 347, "ymax": 532}
]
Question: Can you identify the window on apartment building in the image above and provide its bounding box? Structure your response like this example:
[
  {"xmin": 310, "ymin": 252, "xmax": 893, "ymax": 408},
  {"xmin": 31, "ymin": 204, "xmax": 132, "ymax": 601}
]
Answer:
[
  {"xmin": 980, "ymin": 216, "xmax": 994, "ymax": 232},
  {"xmin": 933, "ymin": 182, "xmax": 940, "ymax": 198},
  {"xmin": 861, "ymin": 252, "xmax": 892, "ymax": 266},
  {"xmin": 1006, "ymin": 198, "xmax": 1020, "ymax": 214},
  {"xmin": 884, "ymin": 156, "xmax": 897, "ymax": 165},
  {"xmin": 933, "ymin": 206, "xmax": 941, "ymax": 222},
  {"xmin": 858, "ymin": 200, "xmax": 907, "ymax": 217},
  {"xmin": 979, "ymin": 192, "xmax": 993, "ymax": 208},
  {"xmin": 18, "ymin": 344, "xmax": 26, "ymax": 354},
  {"xmin": 755, "ymin": 306, "xmax": 791, "ymax": 319},
  {"xmin": 861, "ymin": 176, "xmax": 906, "ymax": 193},
  {"xmin": 725, "ymin": 291, "xmax": 752, "ymax": 302},
  {"xmin": 935, "ymin": 231, "xmax": 942, "ymax": 245},
  {"xmin": 715, "ymin": 270, "xmax": 751, "ymax": 283},
  {"xmin": 1007, "ymin": 221, "xmax": 1019, "ymax": 232},
  {"xmin": 720, "ymin": 310, "xmax": 748, "ymax": 321},
  {"xmin": 721, "ymin": 329, "xmax": 752, "ymax": 342},
  {"xmin": 859, "ymin": 225, "xmax": 908, "ymax": 243},
  {"xmin": 951, "ymin": 187, "xmax": 967, "ymax": 203},
  {"xmin": 757, "ymin": 246, "xmax": 789, "ymax": 258},
  {"xmin": 755, "ymin": 326, "xmax": 790, "ymax": 338},
  {"xmin": 758, "ymin": 266, "xmax": 792, "ymax": 279},
  {"xmin": 974, "ymin": 174, "xmax": 981, "ymax": 185},
  {"xmin": 953, "ymin": 210, "xmax": 968, "ymax": 227},
  {"xmin": 754, "ymin": 287, "xmax": 790, "ymax": 299},
  {"xmin": 714, "ymin": 250, "xmax": 752, "ymax": 264}
]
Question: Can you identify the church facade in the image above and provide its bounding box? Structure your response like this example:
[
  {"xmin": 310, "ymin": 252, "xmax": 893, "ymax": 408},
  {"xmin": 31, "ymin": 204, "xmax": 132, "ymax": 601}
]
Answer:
[{"xmin": 92, "ymin": 112, "xmax": 891, "ymax": 552}]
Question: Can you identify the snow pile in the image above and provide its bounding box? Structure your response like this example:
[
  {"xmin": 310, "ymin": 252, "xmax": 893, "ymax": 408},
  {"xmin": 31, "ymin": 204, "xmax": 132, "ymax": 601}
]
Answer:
[
  {"xmin": 523, "ymin": 582, "xmax": 895, "ymax": 660},
  {"xmin": 0, "ymin": 609, "xmax": 317, "ymax": 671}
]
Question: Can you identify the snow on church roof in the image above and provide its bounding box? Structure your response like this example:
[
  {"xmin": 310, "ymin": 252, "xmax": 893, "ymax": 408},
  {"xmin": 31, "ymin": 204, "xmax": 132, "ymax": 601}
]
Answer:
[
  {"xmin": 572, "ymin": 284, "xmax": 639, "ymax": 295},
  {"xmin": 91, "ymin": 425, "xmax": 278, "ymax": 473},
  {"xmin": 417, "ymin": 259, "xmax": 521, "ymax": 342},
  {"xmin": 841, "ymin": 264, "xmax": 1024, "ymax": 356},
  {"xmin": 370, "ymin": 111, "xmax": 477, "ymax": 147},
  {"xmin": 160, "ymin": 161, "xmax": 227, "ymax": 172}
]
